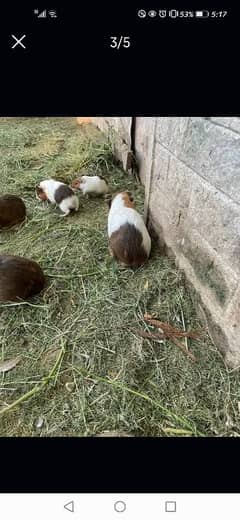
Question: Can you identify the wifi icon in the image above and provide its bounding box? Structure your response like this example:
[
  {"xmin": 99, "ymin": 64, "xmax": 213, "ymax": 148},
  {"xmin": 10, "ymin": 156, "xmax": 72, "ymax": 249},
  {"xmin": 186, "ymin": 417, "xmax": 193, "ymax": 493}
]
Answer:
[{"xmin": 48, "ymin": 9, "xmax": 57, "ymax": 18}]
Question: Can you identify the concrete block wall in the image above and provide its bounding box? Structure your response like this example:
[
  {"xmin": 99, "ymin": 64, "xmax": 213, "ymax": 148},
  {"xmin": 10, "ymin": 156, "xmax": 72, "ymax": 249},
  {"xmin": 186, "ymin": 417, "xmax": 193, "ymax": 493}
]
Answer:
[{"xmin": 93, "ymin": 117, "xmax": 240, "ymax": 367}]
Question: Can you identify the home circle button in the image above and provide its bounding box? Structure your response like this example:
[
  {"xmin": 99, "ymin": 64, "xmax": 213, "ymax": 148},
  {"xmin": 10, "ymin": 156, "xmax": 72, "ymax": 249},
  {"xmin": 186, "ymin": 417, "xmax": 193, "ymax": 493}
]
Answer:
[{"xmin": 114, "ymin": 501, "xmax": 126, "ymax": 513}]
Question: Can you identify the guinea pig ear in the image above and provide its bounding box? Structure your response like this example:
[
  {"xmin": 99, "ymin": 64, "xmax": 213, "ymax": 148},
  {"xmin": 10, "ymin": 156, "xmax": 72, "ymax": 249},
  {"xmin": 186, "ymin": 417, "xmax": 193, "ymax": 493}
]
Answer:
[{"xmin": 126, "ymin": 191, "xmax": 134, "ymax": 202}]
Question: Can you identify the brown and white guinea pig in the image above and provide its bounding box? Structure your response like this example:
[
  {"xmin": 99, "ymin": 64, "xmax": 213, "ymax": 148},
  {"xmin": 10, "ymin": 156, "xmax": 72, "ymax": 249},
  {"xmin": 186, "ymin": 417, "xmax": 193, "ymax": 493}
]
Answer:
[
  {"xmin": 0, "ymin": 254, "xmax": 45, "ymax": 302},
  {"xmin": 0, "ymin": 195, "xmax": 26, "ymax": 229},
  {"xmin": 71, "ymin": 175, "xmax": 109, "ymax": 196},
  {"xmin": 36, "ymin": 179, "xmax": 79, "ymax": 217},
  {"xmin": 107, "ymin": 191, "xmax": 151, "ymax": 267}
]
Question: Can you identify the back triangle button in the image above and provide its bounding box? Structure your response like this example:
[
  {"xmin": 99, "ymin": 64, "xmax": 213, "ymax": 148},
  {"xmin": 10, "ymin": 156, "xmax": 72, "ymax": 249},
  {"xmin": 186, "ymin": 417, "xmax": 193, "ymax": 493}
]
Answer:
[{"xmin": 64, "ymin": 501, "xmax": 74, "ymax": 513}]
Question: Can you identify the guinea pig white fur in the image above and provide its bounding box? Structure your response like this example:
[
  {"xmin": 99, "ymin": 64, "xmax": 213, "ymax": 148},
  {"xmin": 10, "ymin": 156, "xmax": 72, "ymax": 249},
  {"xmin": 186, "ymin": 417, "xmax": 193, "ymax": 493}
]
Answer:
[
  {"xmin": 71, "ymin": 175, "xmax": 109, "ymax": 196},
  {"xmin": 108, "ymin": 192, "xmax": 151, "ymax": 266},
  {"xmin": 36, "ymin": 179, "xmax": 79, "ymax": 217}
]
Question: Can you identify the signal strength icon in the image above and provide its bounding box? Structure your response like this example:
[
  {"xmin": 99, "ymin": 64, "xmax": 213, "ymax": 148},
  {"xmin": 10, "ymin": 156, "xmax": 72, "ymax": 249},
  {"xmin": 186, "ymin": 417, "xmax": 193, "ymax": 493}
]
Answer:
[{"xmin": 38, "ymin": 9, "xmax": 47, "ymax": 17}]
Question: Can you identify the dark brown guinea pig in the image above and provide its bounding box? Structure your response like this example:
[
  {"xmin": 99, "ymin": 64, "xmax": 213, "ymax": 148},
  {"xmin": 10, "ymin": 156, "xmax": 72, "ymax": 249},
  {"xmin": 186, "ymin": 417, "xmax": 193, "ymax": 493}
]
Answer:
[
  {"xmin": 0, "ymin": 195, "xmax": 26, "ymax": 229},
  {"xmin": 0, "ymin": 255, "xmax": 45, "ymax": 302}
]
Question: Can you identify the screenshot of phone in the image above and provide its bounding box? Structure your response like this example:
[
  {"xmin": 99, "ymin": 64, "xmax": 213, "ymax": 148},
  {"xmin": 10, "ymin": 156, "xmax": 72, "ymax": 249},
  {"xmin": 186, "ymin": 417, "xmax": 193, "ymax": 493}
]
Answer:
[{"xmin": 0, "ymin": 3, "xmax": 240, "ymax": 517}]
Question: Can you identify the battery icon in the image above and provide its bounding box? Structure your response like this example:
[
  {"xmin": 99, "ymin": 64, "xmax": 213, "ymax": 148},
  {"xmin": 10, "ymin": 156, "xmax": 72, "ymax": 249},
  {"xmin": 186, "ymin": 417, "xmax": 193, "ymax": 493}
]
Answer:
[
  {"xmin": 195, "ymin": 10, "xmax": 209, "ymax": 17},
  {"xmin": 169, "ymin": 9, "xmax": 178, "ymax": 18}
]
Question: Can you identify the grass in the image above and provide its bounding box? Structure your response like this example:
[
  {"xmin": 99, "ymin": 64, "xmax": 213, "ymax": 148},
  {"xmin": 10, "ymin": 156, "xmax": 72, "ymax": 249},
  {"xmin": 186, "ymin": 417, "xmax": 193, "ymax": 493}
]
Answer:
[{"xmin": 0, "ymin": 117, "xmax": 240, "ymax": 437}]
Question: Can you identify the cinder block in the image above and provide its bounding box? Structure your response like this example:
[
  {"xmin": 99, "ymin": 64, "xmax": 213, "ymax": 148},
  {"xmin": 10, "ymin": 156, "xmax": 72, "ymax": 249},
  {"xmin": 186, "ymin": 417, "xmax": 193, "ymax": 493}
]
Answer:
[
  {"xmin": 149, "ymin": 146, "xmax": 193, "ymax": 227},
  {"xmin": 155, "ymin": 117, "xmax": 190, "ymax": 155},
  {"xmin": 186, "ymin": 177, "xmax": 240, "ymax": 275},
  {"xmin": 135, "ymin": 117, "xmax": 156, "ymax": 185},
  {"xmin": 197, "ymin": 292, "xmax": 240, "ymax": 368},
  {"xmin": 178, "ymin": 117, "xmax": 240, "ymax": 205},
  {"xmin": 221, "ymin": 285, "xmax": 240, "ymax": 366},
  {"xmin": 179, "ymin": 229, "xmax": 239, "ymax": 307},
  {"xmin": 210, "ymin": 117, "xmax": 240, "ymax": 134}
]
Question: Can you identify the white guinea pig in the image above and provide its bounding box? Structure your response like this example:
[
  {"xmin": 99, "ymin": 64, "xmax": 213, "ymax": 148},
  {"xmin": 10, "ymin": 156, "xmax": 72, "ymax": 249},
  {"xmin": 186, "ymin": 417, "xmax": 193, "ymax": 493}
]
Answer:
[
  {"xmin": 36, "ymin": 179, "xmax": 79, "ymax": 217},
  {"xmin": 71, "ymin": 175, "xmax": 109, "ymax": 196},
  {"xmin": 108, "ymin": 191, "xmax": 151, "ymax": 267}
]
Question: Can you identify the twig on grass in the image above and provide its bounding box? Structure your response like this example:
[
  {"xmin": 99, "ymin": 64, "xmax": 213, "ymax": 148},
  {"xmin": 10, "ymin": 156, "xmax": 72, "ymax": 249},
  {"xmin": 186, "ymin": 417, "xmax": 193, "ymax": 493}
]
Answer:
[
  {"xmin": 131, "ymin": 328, "xmax": 165, "ymax": 341},
  {"xmin": 139, "ymin": 313, "xmax": 202, "ymax": 362},
  {"xmin": 144, "ymin": 313, "xmax": 203, "ymax": 339},
  {"xmin": 168, "ymin": 336, "xmax": 197, "ymax": 363},
  {"xmin": 131, "ymin": 328, "xmax": 197, "ymax": 362}
]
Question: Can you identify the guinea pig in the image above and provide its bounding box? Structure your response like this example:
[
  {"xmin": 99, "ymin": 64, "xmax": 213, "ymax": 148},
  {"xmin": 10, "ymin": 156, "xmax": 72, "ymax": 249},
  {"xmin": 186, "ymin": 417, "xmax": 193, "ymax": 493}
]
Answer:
[
  {"xmin": 71, "ymin": 175, "xmax": 109, "ymax": 196},
  {"xmin": 0, "ymin": 254, "xmax": 45, "ymax": 302},
  {"xmin": 0, "ymin": 195, "xmax": 26, "ymax": 229},
  {"xmin": 36, "ymin": 179, "xmax": 79, "ymax": 217},
  {"xmin": 107, "ymin": 191, "xmax": 151, "ymax": 267}
]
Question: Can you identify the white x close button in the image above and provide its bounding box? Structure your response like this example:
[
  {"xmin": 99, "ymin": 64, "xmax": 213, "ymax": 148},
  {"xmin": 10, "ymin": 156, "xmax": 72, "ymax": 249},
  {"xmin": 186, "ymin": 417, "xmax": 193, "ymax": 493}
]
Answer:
[{"xmin": 11, "ymin": 34, "xmax": 26, "ymax": 49}]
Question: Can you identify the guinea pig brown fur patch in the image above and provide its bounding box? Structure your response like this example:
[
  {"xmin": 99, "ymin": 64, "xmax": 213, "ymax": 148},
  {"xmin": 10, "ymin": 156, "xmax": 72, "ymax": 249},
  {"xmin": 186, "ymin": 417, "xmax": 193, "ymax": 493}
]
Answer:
[
  {"xmin": 109, "ymin": 223, "xmax": 148, "ymax": 266},
  {"xmin": 71, "ymin": 179, "xmax": 81, "ymax": 189},
  {"xmin": 0, "ymin": 195, "xmax": 26, "ymax": 228},
  {"xmin": 122, "ymin": 192, "xmax": 135, "ymax": 208},
  {"xmin": 36, "ymin": 186, "xmax": 48, "ymax": 201},
  {"xmin": 0, "ymin": 255, "xmax": 45, "ymax": 302}
]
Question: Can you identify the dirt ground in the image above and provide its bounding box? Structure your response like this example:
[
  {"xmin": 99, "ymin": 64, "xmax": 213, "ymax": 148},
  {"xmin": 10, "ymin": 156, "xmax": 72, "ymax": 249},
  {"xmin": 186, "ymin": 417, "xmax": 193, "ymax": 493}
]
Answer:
[{"xmin": 0, "ymin": 117, "xmax": 240, "ymax": 437}]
